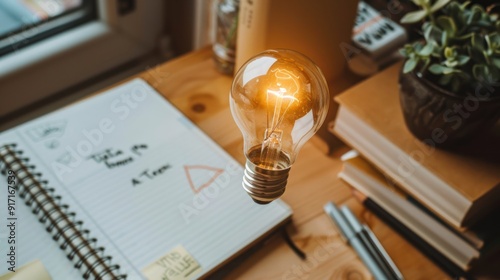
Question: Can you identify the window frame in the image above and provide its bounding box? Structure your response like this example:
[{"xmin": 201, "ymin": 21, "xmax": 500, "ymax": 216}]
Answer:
[
  {"xmin": 0, "ymin": 0, "xmax": 97, "ymax": 57},
  {"xmin": 0, "ymin": 0, "xmax": 164, "ymax": 119}
]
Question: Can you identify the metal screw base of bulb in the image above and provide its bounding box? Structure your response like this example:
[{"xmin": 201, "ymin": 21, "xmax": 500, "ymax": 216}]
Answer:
[{"xmin": 242, "ymin": 160, "xmax": 290, "ymax": 204}]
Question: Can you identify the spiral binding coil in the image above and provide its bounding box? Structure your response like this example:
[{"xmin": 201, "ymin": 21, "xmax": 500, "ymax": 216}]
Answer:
[{"xmin": 0, "ymin": 144, "xmax": 127, "ymax": 280}]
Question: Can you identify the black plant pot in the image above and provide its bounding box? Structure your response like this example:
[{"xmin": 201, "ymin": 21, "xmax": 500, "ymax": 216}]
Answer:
[{"xmin": 399, "ymin": 69, "xmax": 500, "ymax": 148}]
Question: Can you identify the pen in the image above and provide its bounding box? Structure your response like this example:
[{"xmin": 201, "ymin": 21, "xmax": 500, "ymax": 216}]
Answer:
[
  {"xmin": 340, "ymin": 205, "xmax": 402, "ymax": 280},
  {"xmin": 352, "ymin": 189, "xmax": 470, "ymax": 279},
  {"xmin": 362, "ymin": 224, "xmax": 403, "ymax": 280},
  {"xmin": 324, "ymin": 202, "xmax": 390, "ymax": 280}
]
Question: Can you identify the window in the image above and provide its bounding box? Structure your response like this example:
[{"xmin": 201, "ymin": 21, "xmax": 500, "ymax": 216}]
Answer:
[
  {"xmin": 0, "ymin": 0, "xmax": 96, "ymax": 57},
  {"xmin": 0, "ymin": 0, "xmax": 163, "ymax": 120}
]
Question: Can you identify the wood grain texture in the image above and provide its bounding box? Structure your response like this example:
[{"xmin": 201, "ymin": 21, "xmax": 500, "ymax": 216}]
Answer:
[{"xmin": 127, "ymin": 47, "xmax": 448, "ymax": 279}]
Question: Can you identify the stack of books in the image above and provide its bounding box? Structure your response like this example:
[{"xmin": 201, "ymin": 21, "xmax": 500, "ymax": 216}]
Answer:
[{"xmin": 330, "ymin": 62, "xmax": 500, "ymax": 277}]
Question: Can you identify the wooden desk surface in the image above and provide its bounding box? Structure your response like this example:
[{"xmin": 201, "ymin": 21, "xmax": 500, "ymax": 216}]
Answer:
[{"xmin": 130, "ymin": 48, "xmax": 448, "ymax": 279}]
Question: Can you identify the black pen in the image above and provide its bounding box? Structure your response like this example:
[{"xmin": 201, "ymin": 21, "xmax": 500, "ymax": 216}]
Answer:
[
  {"xmin": 362, "ymin": 224, "xmax": 403, "ymax": 280},
  {"xmin": 352, "ymin": 189, "xmax": 470, "ymax": 279}
]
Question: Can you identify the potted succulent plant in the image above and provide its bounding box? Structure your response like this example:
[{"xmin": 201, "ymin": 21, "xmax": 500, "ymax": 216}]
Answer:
[{"xmin": 399, "ymin": 0, "xmax": 500, "ymax": 147}]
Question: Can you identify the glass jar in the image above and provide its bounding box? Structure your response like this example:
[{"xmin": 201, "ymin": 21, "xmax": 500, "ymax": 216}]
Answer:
[{"xmin": 213, "ymin": 0, "xmax": 239, "ymax": 75}]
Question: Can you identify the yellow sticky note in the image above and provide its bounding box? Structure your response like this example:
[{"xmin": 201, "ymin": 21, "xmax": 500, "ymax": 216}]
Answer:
[
  {"xmin": 0, "ymin": 260, "xmax": 52, "ymax": 280},
  {"xmin": 142, "ymin": 245, "xmax": 202, "ymax": 280}
]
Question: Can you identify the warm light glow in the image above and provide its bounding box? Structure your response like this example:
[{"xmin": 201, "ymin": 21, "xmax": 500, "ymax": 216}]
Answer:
[
  {"xmin": 230, "ymin": 49, "xmax": 329, "ymax": 203},
  {"xmin": 266, "ymin": 89, "xmax": 299, "ymax": 102},
  {"xmin": 265, "ymin": 68, "xmax": 300, "ymax": 141}
]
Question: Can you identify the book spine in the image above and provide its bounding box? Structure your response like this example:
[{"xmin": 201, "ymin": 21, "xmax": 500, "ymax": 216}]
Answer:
[
  {"xmin": 371, "ymin": 167, "xmax": 485, "ymax": 250},
  {"xmin": 0, "ymin": 144, "xmax": 126, "ymax": 280},
  {"xmin": 345, "ymin": 154, "xmax": 486, "ymax": 250}
]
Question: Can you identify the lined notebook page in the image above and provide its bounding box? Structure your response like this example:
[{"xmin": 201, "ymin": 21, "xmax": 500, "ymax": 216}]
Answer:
[
  {"xmin": 0, "ymin": 129, "xmax": 84, "ymax": 279},
  {"xmin": 0, "ymin": 79, "xmax": 291, "ymax": 279}
]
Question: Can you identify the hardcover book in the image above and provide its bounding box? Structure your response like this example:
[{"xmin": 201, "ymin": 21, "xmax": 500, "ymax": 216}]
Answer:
[
  {"xmin": 332, "ymin": 62, "xmax": 500, "ymax": 229},
  {"xmin": 339, "ymin": 151, "xmax": 500, "ymax": 271}
]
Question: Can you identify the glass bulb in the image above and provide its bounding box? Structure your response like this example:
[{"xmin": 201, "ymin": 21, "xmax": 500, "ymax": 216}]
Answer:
[{"xmin": 230, "ymin": 49, "xmax": 329, "ymax": 204}]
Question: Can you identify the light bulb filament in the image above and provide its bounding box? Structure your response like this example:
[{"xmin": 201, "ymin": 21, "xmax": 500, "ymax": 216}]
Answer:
[
  {"xmin": 267, "ymin": 89, "xmax": 300, "ymax": 102},
  {"xmin": 265, "ymin": 89, "xmax": 297, "ymax": 139},
  {"xmin": 264, "ymin": 68, "xmax": 301, "ymax": 141},
  {"xmin": 260, "ymin": 130, "xmax": 283, "ymax": 169}
]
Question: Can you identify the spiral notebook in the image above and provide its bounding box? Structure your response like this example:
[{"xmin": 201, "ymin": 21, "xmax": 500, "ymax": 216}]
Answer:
[{"xmin": 0, "ymin": 78, "xmax": 291, "ymax": 279}]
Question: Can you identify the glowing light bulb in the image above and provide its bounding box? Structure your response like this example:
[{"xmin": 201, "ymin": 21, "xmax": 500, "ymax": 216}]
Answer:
[{"xmin": 230, "ymin": 49, "xmax": 329, "ymax": 204}]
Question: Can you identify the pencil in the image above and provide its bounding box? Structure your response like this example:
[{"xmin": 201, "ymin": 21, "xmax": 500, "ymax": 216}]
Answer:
[{"xmin": 351, "ymin": 189, "xmax": 471, "ymax": 279}]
